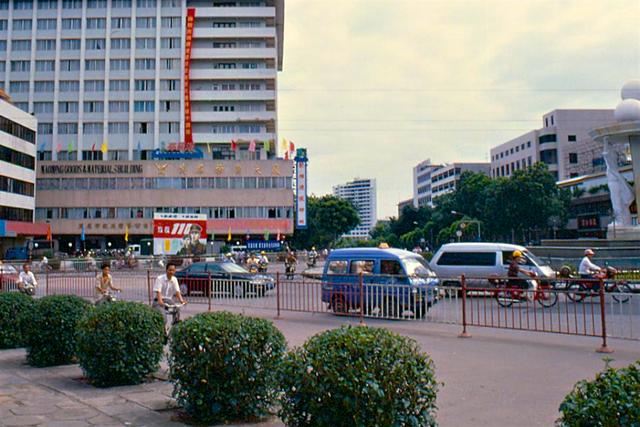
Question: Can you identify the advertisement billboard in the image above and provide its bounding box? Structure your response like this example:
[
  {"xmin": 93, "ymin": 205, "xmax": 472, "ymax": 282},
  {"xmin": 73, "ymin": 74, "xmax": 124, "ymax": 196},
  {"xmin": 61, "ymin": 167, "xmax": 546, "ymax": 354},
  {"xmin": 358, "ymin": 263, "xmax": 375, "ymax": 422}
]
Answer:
[
  {"xmin": 153, "ymin": 213, "xmax": 207, "ymax": 256},
  {"xmin": 295, "ymin": 148, "xmax": 308, "ymax": 229}
]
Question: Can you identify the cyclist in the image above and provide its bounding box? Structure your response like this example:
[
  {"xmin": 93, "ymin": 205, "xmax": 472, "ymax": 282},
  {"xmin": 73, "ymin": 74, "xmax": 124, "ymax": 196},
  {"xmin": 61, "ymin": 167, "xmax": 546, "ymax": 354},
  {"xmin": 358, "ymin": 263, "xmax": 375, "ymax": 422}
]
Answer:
[
  {"xmin": 17, "ymin": 263, "xmax": 37, "ymax": 294},
  {"xmin": 95, "ymin": 263, "xmax": 121, "ymax": 303},
  {"xmin": 508, "ymin": 250, "xmax": 537, "ymax": 296},
  {"xmin": 152, "ymin": 262, "xmax": 187, "ymax": 316},
  {"xmin": 258, "ymin": 251, "xmax": 269, "ymax": 272},
  {"xmin": 578, "ymin": 248, "xmax": 604, "ymax": 291}
]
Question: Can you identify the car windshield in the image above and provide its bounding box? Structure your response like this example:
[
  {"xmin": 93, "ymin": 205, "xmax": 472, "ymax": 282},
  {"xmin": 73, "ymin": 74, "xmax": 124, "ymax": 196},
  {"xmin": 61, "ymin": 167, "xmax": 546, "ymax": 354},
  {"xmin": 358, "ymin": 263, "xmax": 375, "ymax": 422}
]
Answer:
[
  {"xmin": 402, "ymin": 257, "xmax": 436, "ymax": 277},
  {"xmin": 523, "ymin": 250, "xmax": 547, "ymax": 268},
  {"xmin": 0, "ymin": 265, "xmax": 17, "ymax": 274},
  {"xmin": 220, "ymin": 263, "xmax": 250, "ymax": 274}
]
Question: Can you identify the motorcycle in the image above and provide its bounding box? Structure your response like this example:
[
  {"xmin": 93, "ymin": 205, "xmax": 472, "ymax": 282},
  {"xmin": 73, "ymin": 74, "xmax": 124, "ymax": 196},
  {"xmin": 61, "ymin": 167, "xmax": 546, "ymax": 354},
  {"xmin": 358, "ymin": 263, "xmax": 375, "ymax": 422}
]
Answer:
[
  {"xmin": 307, "ymin": 254, "xmax": 317, "ymax": 268},
  {"xmin": 258, "ymin": 259, "xmax": 269, "ymax": 273},
  {"xmin": 95, "ymin": 289, "xmax": 119, "ymax": 306}
]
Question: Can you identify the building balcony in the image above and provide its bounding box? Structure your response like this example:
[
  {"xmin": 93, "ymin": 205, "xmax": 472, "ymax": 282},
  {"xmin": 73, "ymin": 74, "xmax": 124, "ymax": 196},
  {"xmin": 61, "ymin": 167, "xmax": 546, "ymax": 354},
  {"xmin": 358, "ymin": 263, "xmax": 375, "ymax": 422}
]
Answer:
[
  {"xmin": 191, "ymin": 111, "xmax": 276, "ymax": 122},
  {"xmin": 194, "ymin": 6, "xmax": 276, "ymax": 18},
  {"xmin": 190, "ymin": 90, "xmax": 276, "ymax": 101},
  {"xmin": 191, "ymin": 47, "xmax": 277, "ymax": 60},
  {"xmin": 193, "ymin": 27, "xmax": 276, "ymax": 39},
  {"xmin": 192, "ymin": 132, "xmax": 275, "ymax": 144},
  {"xmin": 190, "ymin": 68, "xmax": 276, "ymax": 80}
]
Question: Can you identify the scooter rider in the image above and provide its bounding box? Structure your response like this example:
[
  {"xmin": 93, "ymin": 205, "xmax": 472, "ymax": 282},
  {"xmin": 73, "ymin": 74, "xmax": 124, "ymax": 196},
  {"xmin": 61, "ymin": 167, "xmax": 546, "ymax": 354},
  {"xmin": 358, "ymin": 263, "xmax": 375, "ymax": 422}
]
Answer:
[
  {"xmin": 152, "ymin": 262, "xmax": 187, "ymax": 316},
  {"xmin": 18, "ymin": 263, "xmax": 37, "ymax": 294},
  {"xmin": 579, "ymin": 249, "xmax": 602, "ymax": 279},
  {"xmin": 258, "ymin": 251, "xmax": 269, "ymax": 271}
]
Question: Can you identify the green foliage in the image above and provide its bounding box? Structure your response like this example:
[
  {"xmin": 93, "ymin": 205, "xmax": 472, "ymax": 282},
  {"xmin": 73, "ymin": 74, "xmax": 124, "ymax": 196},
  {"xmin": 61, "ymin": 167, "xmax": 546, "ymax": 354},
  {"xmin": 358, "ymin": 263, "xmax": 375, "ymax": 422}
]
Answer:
[
  {"xmin": 76, "ymin": 302, "xmax": 165, "ymax": 387},
  {"xmin": 557, "ymin": 359, "xmax": 640, "ymax": 426},
  {"xmin": 0, "ymin": 292, "xmax": 35, "ymax": 349},
  {"xmin": 279, "ymin": 326, "xmax": 439, "ymax": 427},
  {"xmin": 169, "ymin": 312, "xmax": 286, "ymax": 424},
  {"xmin": 219, "ymin": 244, "xmax": 231, "ymax": 254},
  {"xmin": 24, "ymin": 295, "xmax": 92, "ymax": 367},
  {"xmin": 292, "ymin": 195, "xmax": 360, "ymax": 249}
]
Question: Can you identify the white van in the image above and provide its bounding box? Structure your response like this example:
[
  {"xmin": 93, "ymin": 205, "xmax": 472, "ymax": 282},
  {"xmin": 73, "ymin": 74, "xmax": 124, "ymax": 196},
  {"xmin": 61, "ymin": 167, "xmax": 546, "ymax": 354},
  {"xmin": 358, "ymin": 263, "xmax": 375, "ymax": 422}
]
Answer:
[
  {"xmin": 430, "ymin": 243, "xmax": 555, "ymax": 288},
  {"xmin": 126, "ymin": 244, "xmax": 141, "ymax": 257}
]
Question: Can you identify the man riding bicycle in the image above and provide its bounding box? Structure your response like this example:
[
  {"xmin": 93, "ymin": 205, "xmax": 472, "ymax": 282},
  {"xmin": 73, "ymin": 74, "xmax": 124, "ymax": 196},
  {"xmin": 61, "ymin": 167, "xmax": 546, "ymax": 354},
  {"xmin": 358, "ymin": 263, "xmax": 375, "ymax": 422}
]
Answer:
[
  {"xmin": 95, "ymin": 263, "xmax": 121, "ymax": 303},
  {"xmin": 578, "ymin": 248, "xmax": 604, "ymax": 290},
  {"xmin": 508, "ymin": 250, "xmax": 538, "ymax": 296},
  {"xmin": 152, "ymin": 262, "xmax": 187, "ymax": 320},
  {"xmin": 18, "ymin": 263, "xmax": 37, "ymax": 295}
]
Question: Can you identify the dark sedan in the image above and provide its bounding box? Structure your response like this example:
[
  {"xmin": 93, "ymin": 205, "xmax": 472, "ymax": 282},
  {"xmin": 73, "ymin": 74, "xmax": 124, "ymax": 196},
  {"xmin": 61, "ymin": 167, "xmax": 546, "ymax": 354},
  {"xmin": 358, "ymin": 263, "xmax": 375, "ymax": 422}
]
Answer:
[{"xmin": 175, "ymin": 262, "xmax": 275, "ymax": 298}]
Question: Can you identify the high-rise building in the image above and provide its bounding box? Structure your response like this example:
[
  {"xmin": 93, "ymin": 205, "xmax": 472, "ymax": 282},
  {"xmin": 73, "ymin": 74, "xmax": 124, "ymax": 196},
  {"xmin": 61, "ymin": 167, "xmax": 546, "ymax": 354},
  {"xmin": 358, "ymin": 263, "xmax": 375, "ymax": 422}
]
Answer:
[
  {"xmin": 412, "ymin": 159, "xmax": 442, "ymax": 208},
  {"xmin": 0, "ymin": 0, "xmax": 292, "ymax": 250},
  {"xmin": 332, "ymin": 178, "xmax": 377, "ymax": 239},
  {"xmin": 0, "ymin": 89, "xmax": 48, "ymax": 252},
  {"xmin": 412, "ymin": 159, "xmax": 489, "ymax": 207},
  {"xmin": 489, "ymin": 109, "xmax": 614, "ymax": 181},
  {"xmin": 0, "ymin": 0, "xmax": 283, "ymax": 160}
]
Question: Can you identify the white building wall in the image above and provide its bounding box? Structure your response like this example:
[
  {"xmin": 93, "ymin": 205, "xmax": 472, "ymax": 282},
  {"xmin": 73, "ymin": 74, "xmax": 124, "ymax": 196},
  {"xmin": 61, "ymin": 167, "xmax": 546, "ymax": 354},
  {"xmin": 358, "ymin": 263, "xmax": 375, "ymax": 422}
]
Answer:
[{"xmin": 333, "ymin": 178, "xmax": 377, "ymax": 239}]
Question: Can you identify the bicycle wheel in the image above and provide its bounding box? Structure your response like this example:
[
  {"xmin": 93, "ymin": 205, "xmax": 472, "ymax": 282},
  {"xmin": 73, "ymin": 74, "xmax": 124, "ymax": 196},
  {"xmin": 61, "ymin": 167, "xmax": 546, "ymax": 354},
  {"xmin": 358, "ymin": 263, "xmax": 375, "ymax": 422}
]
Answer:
[
  {"xmin": 567, "ymin": 283, "xmax": 586, "ymax": 302},
  {"xmin": 610, "ymin": 282, "xmax": 632, "ymax": 303},
  {"xmin": 537, "ymin": 286, "xmax": 558, "ymax": 308},
  {"xmin": 494, "ymin": 285, "xmax": 514, "ymax": 308}
]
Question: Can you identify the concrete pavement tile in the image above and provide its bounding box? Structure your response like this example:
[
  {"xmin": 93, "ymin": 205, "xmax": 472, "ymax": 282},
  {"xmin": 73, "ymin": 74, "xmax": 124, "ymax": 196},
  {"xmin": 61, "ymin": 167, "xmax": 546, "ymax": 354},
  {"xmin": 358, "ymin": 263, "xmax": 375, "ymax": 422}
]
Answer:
[
  {"xmin": 98, "ymin": 402, "xmax": 146, "ymax": 417},
  {"xmin": 114, "ymin": 410, "xmax": 178, "ymax": 427},
  {"xmin": 121, "ymin": 391, "xmax": 174, "ymax": 411},
  {"xmin": 10, "ymin": 404, "xmax": 60, "ymax": 416},
  {"xmin": 2, "ymin": 414, "xmax": 46, "ymax": 426},
  {"xmin": 86, "ymin": 414, "xmax": 125, "ymax": 426},
  {"xmin": 48, "ymin": 407, "xmax": 101, "ymax": 421},
  {"xmin": 80, "ymin": 396, "xmax": 128, "ymax": 407},
  {"xmin": 54, "ymin": 401, "xmax": 87, "ymax": 410},
  {"xmin": 42, "ymin": 421, "xmax": 91, "ymax": 427}
]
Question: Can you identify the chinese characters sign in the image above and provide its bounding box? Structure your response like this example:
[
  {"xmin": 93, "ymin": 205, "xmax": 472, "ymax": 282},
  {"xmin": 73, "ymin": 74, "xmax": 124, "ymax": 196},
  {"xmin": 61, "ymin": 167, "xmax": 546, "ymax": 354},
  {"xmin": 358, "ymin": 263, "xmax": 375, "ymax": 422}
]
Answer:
[
  {"xmin": 153, "ymin": 213, "xmax": 207, "ymax": 256},
  {"xmin": 295, "ymin": 149, "xmax": 308, "ymax": 229},
  {"xmin": 183, "ymin": 8, "xmax": 195, "ymax": 147}
]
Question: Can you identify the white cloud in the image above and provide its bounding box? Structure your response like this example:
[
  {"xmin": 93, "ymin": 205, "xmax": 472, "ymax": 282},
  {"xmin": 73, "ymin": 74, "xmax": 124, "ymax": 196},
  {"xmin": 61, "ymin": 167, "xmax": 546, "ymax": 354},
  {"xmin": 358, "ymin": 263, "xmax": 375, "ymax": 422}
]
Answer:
[{"xmin": 279, "ymin": 0, "xmax": 640, "ymax": 218}]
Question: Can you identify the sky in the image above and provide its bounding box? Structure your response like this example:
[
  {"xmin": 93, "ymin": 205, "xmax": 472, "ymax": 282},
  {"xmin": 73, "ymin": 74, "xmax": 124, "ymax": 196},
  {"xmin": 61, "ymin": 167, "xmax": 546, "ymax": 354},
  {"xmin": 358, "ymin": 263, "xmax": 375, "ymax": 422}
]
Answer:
[{"xmin": 277, "ymin": 0, "xmax": 640, "ymax": 219}]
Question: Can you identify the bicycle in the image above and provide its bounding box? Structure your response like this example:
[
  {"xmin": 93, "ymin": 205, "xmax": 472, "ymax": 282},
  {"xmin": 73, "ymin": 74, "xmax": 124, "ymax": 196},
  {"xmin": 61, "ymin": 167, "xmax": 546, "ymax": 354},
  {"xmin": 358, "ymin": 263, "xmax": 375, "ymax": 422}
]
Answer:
[
  {"xmin": 163, "ymin": 301, "xmax": 185, "ymax": 329},
  {"xmin": 95, "ymin": 289, "xmax": 120, "ymax": 306},
  {"xmin": 492, "ymin": 275, "xmax": 558, "ymax": 308},
  {"xmin": 566, "ymin": 267, "xmax": 632, "ymax": 303}
]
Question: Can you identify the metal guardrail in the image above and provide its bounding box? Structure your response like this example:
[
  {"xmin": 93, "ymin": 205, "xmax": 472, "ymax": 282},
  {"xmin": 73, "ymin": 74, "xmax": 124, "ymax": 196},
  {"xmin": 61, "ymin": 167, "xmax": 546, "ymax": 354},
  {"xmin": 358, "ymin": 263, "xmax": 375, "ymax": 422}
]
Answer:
[{"xmin": 1, "ymin": 270, "xmax": 637, "ymax": 350}]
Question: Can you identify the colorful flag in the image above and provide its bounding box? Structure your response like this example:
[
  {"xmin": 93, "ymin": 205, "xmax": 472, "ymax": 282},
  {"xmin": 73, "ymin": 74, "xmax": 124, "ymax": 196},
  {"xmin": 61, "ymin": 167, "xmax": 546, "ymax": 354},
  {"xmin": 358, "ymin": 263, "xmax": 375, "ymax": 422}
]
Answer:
[
  {"xmin": 207, "ymin": 143, "xmax": 211, "ymax": 153},
  {"xmin": 56, "ymin": 143, "xmax": 62, "ymax": 153},
  {"xmin": 136, "ymin": 141, "xmax": 141, "ymax": 153},
  {"xmin": 67, "ymin": 141, "xmax": 73, "ymax": 154},
  {"xmin": 248, "ymin": 140, "xmax": 256, "ymax": 152},
  {"xmin": 91, "ymin": 143, "xmax": 95, "ymax": 152},
  {"xmin": 124, "ymin": 225, "xmax": 129, "ymax": 242},
  {"xmin": 281, "ymin": 138, "xmax": 288, "ymax": 153},
  {"xmin": 38, "ymin": 142, "xmax": 45, "ymax": 152},
  {"xmin": 284, "ymin": 151, "xmax": 289, "ymax": 160},
  {"xmin": 289, "ymin": 140, "xmax": 295, "ymax": 155},
  {"xmin": 276, "ymin": 229, "xmax": 281, "ymax": 241},
  {"xmin": 101, "ymin": 140, "xmax": 108, "ymax": 154},
  {"xmin": 227, "ymin": 226, "xmax": 232, "ymax": 242},
  {"xmin": 264, "ymin": 140, "xmax": 271, "ymax": 152},
  {"xmin": 81, "ymin": 224, "xmax": 85, "ymax": 242},
  {"xmin": 46, "ymin": 224, "xmax": 52, "ymax": 241},
  {"xmin": 231, "ymin": 139, "xmax": 237, "ymax": 151},
  {"xmin": 263, "ymin": 229, "xmax": 270, "ymax": 241}
]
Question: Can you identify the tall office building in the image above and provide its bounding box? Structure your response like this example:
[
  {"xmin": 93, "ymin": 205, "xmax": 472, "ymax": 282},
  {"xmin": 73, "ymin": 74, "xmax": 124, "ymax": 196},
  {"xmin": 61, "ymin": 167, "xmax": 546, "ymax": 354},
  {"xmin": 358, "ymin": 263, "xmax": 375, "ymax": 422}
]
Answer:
[
  {"xmin": 0, "ymin": 0, "xmax": 292, "ymax": 250},
  {"xmin": 333, "ymin": 178, "xmax": 377, "ymax": 239},
  {"xmin": 0, "ymin": 0, "xmax": 283, "ymax": 160},
  {"xmin": 490, "ymin": 109, "xmax": 614, "ymax": 181}
]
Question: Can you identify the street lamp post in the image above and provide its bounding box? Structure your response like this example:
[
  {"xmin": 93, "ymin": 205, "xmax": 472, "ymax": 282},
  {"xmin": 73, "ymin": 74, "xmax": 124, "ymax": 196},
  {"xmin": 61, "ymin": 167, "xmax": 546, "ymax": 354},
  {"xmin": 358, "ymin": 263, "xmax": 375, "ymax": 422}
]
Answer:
[{"xmin": 451, "ymin": 210, "xmax": 482, "ymax": 241}]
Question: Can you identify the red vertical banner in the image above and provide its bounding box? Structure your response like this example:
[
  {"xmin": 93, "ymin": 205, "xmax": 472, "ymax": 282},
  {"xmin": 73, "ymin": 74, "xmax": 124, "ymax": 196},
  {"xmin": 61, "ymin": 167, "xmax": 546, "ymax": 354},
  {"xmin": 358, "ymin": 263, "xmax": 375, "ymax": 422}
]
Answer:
[{"xmin": 184, "ymin": 8, "xmax": 196, "ymax": 149}]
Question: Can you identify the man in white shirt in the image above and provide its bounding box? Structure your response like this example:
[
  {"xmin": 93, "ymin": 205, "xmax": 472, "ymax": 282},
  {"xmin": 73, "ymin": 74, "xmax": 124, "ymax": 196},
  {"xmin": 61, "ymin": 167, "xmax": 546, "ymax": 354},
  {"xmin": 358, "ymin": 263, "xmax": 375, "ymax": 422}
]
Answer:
[
  {"xmin": 579, "ymin": 249, "xmax": 602, "ymax": 278},
  {"xmin": 152, "ymin": 262, "xmax": 187, "ymax": 313},
  {"xmin": 18, "ymin": 263, "xmax": 37, "ymax": 294}
]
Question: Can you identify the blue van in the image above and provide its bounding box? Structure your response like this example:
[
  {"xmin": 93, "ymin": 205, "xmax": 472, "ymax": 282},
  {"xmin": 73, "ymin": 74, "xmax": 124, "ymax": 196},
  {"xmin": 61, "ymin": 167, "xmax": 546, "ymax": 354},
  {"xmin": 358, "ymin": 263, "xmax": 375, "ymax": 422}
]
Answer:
[{"xmin": 321, "ymin": 247, "xmax": 439, "ymax": 318}]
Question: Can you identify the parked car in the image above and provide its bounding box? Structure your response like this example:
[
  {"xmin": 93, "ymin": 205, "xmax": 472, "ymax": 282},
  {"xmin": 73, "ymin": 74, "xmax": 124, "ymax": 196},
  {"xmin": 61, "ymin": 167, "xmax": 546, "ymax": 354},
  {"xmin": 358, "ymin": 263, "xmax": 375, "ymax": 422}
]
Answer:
[
  {"xmin": 0, "ymin": 264, "xmax": 19, "ymax": 291},
  {"xmin": 430, "ymin": 243, "xmax": 555, "ymax": 288},
  {"xmin": 175, "ymin": 262, "xmax": 275, "ymax": 298},
  {"xmin": 320, "ymin": 247, "xmax": 439, "ymax": 318}
]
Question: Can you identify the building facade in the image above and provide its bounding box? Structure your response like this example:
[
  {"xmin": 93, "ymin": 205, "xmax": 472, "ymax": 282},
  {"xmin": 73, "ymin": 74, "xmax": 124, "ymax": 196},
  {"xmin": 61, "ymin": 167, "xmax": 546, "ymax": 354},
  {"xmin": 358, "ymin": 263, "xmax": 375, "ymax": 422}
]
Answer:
[
  {"xmin": 332, "ymin": 178, "xmax": 377, "ymax": 239},
  {"xmin": 490, "ymin": 109, "xmax": 615, "ymax": 181},
  {"xmin": 429, "ymin": 162, "xmax": 490, "ymax": 202},
  {"xmin": 397, "ymin": 197, "xmax": 413, "ymax": 217},
  {"xmin": 0, "ymin": 90, "xmax": 48, "ymax": 253},
  {"xmin": 412, "ymin": 159, "xmax": 442, "ymax": 208},
  {"xmin": 0, "ymin": 0, "xmax": 292, "ymax": 249}
]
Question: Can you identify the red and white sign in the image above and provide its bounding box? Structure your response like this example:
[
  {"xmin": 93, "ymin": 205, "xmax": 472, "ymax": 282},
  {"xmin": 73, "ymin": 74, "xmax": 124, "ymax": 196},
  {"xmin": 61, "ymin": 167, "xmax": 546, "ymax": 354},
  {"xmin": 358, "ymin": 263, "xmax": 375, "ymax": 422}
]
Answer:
[
  {"xmin": 183, "ymin": 7, "xmax": 195, "ymax": 148},
  {"xmin": 153, "ymin": 213, "xmax": 207, "ymax": 255}
]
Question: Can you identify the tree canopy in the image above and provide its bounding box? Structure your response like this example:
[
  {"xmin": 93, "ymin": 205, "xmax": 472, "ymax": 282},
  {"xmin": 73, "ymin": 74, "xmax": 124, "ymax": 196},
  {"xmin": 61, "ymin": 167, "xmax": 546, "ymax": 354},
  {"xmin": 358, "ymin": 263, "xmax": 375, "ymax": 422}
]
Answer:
[{"xmin": 291, "ymin": 195, "xmax": 360, "ymax": 249}]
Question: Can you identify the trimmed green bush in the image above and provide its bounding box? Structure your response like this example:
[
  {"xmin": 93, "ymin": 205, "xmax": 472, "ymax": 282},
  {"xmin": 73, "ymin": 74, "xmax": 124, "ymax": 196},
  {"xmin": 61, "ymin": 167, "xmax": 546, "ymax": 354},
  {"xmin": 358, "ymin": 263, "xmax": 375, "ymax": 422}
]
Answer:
[
  {"xmin": 0, "ymin": 292, "xmax": 35, "ymax": 349},
  {"xmin": 279, "ymin": 326, "xmax": 439, "ymax": 427},
  {"xmin": 24, "ymin": 295, "xmax": 92, "ymax": 367},
  {"xmin": 558, "ymin": 359, "xmax": 640, "ymax": 426},
  {"xmin": 169, "ymin": 311, "xmax": 286, "ymax": 423},
  {"xmin": 77, "ymin": 301, "xmax": 165, "ymax": 387}
]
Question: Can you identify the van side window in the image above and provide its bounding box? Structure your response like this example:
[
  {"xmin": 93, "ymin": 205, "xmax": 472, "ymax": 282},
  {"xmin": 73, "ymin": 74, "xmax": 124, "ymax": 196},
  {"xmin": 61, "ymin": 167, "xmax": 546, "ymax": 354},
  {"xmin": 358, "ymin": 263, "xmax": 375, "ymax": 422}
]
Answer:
[
  {"xmin": 437, "ymin": 252, "xmax": 496, "ymax": 266},
  {"xmin": 502, "ymin": 251, "xmax": 513, "ymax": 264},
  {"xmin": 327, "ymin": 260, "xmax": 348, "ymax": 274},
  {"xmin": 350, "ymin": 260, "xmax": 374, "ymax": 275},
  {"xmin": 380, "ymin": 260, "xmax": 403, "ymax": 276}
]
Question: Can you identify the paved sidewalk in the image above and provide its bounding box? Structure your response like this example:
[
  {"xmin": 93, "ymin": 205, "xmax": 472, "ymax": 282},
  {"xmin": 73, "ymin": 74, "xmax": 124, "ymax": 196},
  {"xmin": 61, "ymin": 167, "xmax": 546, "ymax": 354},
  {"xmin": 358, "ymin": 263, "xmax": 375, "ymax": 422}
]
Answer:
[{"xmin": 1, "ymin": 306, "xmax": 638, "ymax": 426}]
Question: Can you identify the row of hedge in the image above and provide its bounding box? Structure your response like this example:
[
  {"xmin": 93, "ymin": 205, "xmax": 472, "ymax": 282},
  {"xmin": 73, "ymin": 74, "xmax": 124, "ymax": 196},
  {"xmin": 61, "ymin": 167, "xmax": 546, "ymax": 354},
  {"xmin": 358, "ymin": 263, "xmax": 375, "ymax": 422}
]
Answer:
[{"xmin": 0, "ymin": 292, "xmax": 638, "ymax": 426}]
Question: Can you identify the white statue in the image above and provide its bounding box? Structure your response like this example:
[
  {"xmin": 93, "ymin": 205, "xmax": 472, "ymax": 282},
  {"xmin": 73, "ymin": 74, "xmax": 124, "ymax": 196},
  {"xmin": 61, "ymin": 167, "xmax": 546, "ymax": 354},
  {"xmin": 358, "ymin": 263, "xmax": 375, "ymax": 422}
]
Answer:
[{"xmin": 603, "ymin": 136, "xmax": 635, "ymax": 227}]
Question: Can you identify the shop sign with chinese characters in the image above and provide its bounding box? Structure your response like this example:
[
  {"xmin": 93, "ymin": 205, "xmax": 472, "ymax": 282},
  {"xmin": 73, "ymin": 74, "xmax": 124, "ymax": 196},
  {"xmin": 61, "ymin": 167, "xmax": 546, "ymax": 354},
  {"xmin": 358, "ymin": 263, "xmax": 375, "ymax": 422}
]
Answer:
[{"xmin": 295, "ymin": 148, "xmax": 308, "ymax": 229}]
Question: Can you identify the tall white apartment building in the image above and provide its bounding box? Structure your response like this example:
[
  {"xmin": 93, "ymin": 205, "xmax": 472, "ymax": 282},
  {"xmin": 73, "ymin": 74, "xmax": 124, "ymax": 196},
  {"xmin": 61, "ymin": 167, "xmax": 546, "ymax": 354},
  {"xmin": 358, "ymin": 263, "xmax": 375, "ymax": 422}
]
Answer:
[
  {"xmin": 412, "ymin": 159, "xmax": 442, "ymax": 208},
  {"xmin": 490, "ymin": 109, "xmax": 614, "ymax": 181},
  {"xmin": 333, "ymin": 178, "xmax": 377, "ymax": 239},
  {"xmin": 412, "ymin": 159, "xmax": 489, "ymax": 207},
  {"xmin": 0, "ymin": 0, "xmax": 284, "ymax": 161},
  {"xmin": 0, "ymin": 90, "xmax": 37, "ymax": 222}
]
